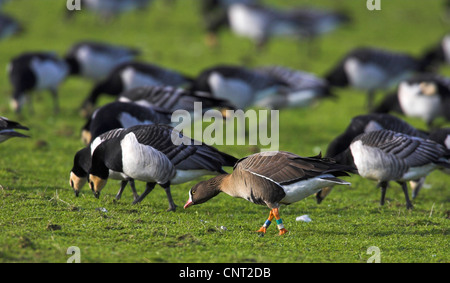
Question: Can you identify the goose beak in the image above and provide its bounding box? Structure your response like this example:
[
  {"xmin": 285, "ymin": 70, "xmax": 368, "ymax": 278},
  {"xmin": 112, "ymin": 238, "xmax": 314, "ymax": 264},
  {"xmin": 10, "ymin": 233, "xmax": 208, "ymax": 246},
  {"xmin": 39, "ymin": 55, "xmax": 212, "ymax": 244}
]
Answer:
[{"xmin": 184, "ymin": 200, "xmax": 193, "ymax": 209}]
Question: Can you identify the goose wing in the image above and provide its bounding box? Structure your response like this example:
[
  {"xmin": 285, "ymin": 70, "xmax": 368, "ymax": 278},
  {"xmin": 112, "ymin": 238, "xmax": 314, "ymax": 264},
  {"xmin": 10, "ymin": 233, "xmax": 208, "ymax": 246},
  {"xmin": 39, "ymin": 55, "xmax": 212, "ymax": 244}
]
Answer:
[
  {"xmin": 235, "ymin": 151, "xmax": 351, "ymax": 185},
  {"xmin": 356, "ymin": 130, "xmax": 447, "ymax": 167},
  {"xmin": 126, "ymin": 124, "xmax": 237, "ymax": 172}
]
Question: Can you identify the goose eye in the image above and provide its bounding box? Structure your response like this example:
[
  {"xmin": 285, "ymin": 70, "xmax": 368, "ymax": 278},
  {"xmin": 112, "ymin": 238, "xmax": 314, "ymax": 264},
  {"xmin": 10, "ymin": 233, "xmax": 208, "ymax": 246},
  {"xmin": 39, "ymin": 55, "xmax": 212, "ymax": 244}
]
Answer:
[{"xmin": 191, "ymin": 190, "xmax": 196, "ymax": 195}]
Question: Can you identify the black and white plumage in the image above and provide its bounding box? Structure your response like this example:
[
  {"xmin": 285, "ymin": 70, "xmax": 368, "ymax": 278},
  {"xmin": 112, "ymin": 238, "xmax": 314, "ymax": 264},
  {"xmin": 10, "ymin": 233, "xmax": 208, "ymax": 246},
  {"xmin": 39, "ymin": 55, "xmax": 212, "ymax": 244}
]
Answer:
[
  {"xmin": 184, "ymin": 151, "xmax": 353, "ymax": 235},
  {"xmin": 199, "ymin": 0, "xmax": 257, "ymax": 47},
  {"xmin": 253, "ymin": 66, "xmax": 333, "ymax": 109},
  {"xmin": 65, "ymin": 41, "xmax": 141, "ymax": 81},
  {"xmin": 317, "ymin": 113, "xmax": 428, "ymax": 204},
  {"xmin": 8, "ymin": 52, "xmax": 69, "ymax": 113},
  {"xmin": 398, "ymin": 74, "xmax": 450, "ymax": 126},
  {"xmin": 227, "ymin": 3, "xmax": 349, "ymax": 51},
  {"xmin": 189, "ymin": 64, "xmax": 288, "ymax": 109},
  {"xmin": 117, "ymin": 85, "xmax": 235, "ymax": 113},
  {"xmin": 429, "ymin": 128, "xmax": 450, "ymax": 175},
  {"xmin": 420, "ymin": 34, "xmax": 450, "ymax": 70},
  {"xmin": 0, "ymin": 13, "xmax": 22, "ymax": 40},
  {"xmin": 70, "ymin": 128, "xmax": 140, "ymax": 201},
  {"xmin": 66, "ymin": 0, "xmax": 152, "ymax": 20},
  {"xmin": 325, "ymin": 47, "xmax": 429, "ymax": 108},
  {"xmin": 375, "ymin": 73, "xmax": 450, "ymax": 127},
  {"xmin": 81, "ymin": 101, "xmax": 172, "ymax": 145},
  {"xmin": 80, "ymin": 61, "xmax": 193, "ymax": 117},
  {"xmin": 349, "ymin": 130, "xmax": 450, "ymax": 209},
  {"xmin": 0, "ymin": 116, "xmax": 29, "ymax": 143},
  {"xmin": 88, "ymin": 124, "xmax": 238, "ymax": 211}
]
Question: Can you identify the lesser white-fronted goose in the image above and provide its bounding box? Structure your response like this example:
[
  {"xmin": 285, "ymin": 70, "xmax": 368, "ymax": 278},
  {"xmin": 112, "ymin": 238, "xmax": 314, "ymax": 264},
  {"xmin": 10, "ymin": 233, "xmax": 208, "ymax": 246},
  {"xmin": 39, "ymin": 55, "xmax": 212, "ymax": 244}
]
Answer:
[
  {"xmin": 88, "ymin": 124, "xmax": 238, "ymax": 211},
  {"xmin": 184, "ymin": 151, "xmax": 353, "ymax": 235},
  {"xmin": 349, "ymin": 130, "xmax": 450, "ymax": 209}
]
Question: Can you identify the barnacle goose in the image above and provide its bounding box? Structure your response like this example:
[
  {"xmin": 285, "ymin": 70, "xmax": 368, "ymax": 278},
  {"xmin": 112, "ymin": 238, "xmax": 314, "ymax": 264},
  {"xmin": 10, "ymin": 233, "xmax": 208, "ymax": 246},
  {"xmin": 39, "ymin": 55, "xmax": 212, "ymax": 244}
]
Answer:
[
  {"xmin": 8, "ymin": 52, "xmax": 69, "ymax": 114},
  {"xmin": 88, "ymin": 124, "xmax": 238, "ymax": 211}
]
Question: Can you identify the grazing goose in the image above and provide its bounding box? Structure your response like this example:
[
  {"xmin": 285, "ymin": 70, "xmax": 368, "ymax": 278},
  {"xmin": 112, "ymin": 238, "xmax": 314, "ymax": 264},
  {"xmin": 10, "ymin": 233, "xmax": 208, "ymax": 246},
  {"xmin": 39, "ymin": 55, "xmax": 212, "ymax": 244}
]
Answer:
[
  {"xmin": 227, "ymin": 3, "xmax": 349, "ymax": 52},
  {"xmin": 199, "ymin": 0, "xmax": 258, "ymax": 47},
  {"xmin": 0, "ymin": 116, "xmax": 29, "ymax": 143},
  {"xmin": 349, "ymin": 130, "xmax": 450, "ymax": 209},
  {"xmin": 189, "ymin": 64, "xmax": 288, "ymax": 110},
  {"xmin": 420, "ymin": 34, "xmax": 450, "ymax": 70},
  {"xmin": 373, "ymin": 74, "xmax": 450, "ymax": 127},
  {"xmin": 117, "ymin": 85, "xmax": 235, "ymax": 113},
  {"xmin": 81, "ymin": 101, "xmax": 172, "ymax": 144},
  {"xmin": 253, "ymin": 65, "xmax": 333, "ymax": 109},
  {"xmin": 316, "ymin": 113, "xmax": 428, "ymax": 204},
  {"xmin": 325, "ymin": 47, "xmax": 429, "ymax": 108},
  {"xmin": 88, "ymin": 124, "xmax": 238, "ymax": 211},
  {"xmin": 66, "ymin": 0, "xmax": 152, "ymax": 21},
  {"xmin": 0, "ymin": 13, "xmax": 23, "ymax": 40},
  {"xmin": 65, "ymin": 41, "xmax": 141, "ymax": 81},
  {"xmin": 429, "ymin": 128, "xmax": 450, "ymax": 173},
  {"xmin": 80, "ymin": 61, "xmax": 193, "ymax": 117},
  {"xmin": 70, "ymin": 128, "xmax": 139, "ymax": 201},
  {"xmin": 184, "ymin": 151, "xmax": 353, "ymax": 235},
  {"xmin": 8, "ymin": 52, "xmax": 69, "ymax": 114}
]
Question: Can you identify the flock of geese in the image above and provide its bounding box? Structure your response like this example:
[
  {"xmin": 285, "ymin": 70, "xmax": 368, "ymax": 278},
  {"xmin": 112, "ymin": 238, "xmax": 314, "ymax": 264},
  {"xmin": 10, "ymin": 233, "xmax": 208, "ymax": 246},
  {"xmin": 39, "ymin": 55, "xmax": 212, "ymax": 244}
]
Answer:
[{"xmin": 1, "ymin": 0, "xmax": 450, "ymax": 235}]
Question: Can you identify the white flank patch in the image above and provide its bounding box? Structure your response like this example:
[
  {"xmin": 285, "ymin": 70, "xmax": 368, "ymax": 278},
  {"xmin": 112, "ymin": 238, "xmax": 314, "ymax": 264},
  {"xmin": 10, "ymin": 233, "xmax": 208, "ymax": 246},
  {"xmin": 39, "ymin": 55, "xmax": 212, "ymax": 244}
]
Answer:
[
  {"xmin": 121, "ymin": 67, "xmax": 161, "ymax": 91},
  {"xmin": 118, "ymin": 112, "xmax": 155, "ymax": 128},
  {"xmin": 344, "ymin": 59, "xmax": 387, "ymax": 90},
  {"xmin": 208, "ymin": 72, "xmax": 254, "ymax": 108},
  {"xmin": 445, "ymin": 135, "xmax": 450, "ymax": 149},
  {"xmin": 77, "ymin": 46, "xmax": 130, "ymax": 81},
  {"xmin": 280, "ymin": 174, "xmax": 350, "ymax": 204},
  {"xmin": 30, "ymin": 58, "xmax": 68, "ymax": 90},
  {"xmin": 120, "ymin": 133, "xmax": 175, "ymax": 183},
  {"xmin": 170, "ymin": 169, "xmax": 214, "ymax": 185}
]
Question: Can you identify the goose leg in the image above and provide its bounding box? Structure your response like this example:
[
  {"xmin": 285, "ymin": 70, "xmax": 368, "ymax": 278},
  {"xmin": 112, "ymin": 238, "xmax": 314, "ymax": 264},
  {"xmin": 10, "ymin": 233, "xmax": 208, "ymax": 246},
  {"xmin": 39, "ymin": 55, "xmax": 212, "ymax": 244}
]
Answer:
[
  {"xmin": 379, "ymin": 181, "xmax": 388, "ymax": 206},
  {"xmin": 256, "ymin": 209, "xmax": 274, "ymax": 234},
  {"xmin": 50, "ymin": 89, "xmax": 59, "ymax": 114},
  {"xmin": 115, "ymin": 180, "xmax": 128, "ymax": 200},
  {"xmin": 272, "ymin": 208, "xmax": 288, "ymax": 236},
  {"xmin": 398, "ymin": 181, "xmax": 413, "ymax": 210},
  {"xmin": 161, "ymin": 182, "xmax": 177, "ymax": 212},
  {"xmin": 128, "ymin": 179, "xmax": 139, "ymax": 201},
  {"xmin": 132, "ymin": 182, "xmax": 156, "ymax": 205}
]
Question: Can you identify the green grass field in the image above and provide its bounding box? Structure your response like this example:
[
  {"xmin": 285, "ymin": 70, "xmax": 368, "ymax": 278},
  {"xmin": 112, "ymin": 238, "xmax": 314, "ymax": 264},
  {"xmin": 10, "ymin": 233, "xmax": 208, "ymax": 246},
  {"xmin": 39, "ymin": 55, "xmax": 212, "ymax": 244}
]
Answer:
[{"xmin": 0, "ymin": 0, "xmax": 448, "ymax": 263}]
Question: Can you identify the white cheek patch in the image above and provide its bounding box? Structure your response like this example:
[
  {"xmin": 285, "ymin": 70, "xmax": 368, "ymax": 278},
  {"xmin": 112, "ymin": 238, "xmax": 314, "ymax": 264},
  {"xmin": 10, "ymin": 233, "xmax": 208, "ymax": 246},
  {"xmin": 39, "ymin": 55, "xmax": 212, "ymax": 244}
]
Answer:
[{"xmin": 445, "ymin": 135, "xmax": 450, "ymax": 149}]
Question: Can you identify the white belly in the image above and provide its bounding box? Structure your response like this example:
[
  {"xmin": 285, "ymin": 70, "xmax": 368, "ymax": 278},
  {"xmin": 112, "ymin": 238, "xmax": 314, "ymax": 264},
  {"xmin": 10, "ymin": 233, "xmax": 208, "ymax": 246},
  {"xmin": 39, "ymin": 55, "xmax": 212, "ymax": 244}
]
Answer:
[
  {"xmin": 344, "ymin": 59, "xmax": 388, "ymax": 90},
  {"xmin": 228, "ymin": 4, "xmax": 266, "ymax": 40},
  {"xmin": 121, "ymin": 67, "xmax": 161, "ymax": 91},
  {"xmin": 208, "ymin": 72, "xmax": 254, "ymax": 108},
  {"xmin": 170, "ymin": 169, "xmax": 215, "ymax": 185},
  {"xmin": 30, "ymin": 58, "xmax": 68, "ymax": 90},
  {"xmin": 280, "ymin": 174, "xmax": 350, "ymax": 204},
  {"xmin": 77, "ymin": 47, "xmax": 130, "ymax": 81},
  {"xmin": 120, "ymin": 133, "xmax": 175, "ymax": 184}
]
